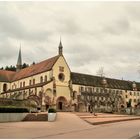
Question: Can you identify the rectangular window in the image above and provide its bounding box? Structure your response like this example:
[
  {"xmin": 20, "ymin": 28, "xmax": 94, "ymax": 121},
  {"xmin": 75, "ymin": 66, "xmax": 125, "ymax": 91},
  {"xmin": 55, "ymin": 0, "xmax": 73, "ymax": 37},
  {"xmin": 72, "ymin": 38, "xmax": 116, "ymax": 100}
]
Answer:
[
  {"xmin": 100, "ymin": 88, "xmax": 103, "ymax": 93},
  {"xmin": 85, "ymin": 87, "xmax": 88, "ymax": 92},
  {"xmin": 96, "ymin": 88, "xmax": 99, "ymax": 93},
  {"xmin": 80, "ymin": 86, "xmax": 84, "ymax": 92},
  {"xmin": 59, "ymin": 66, "xmax": 64, "ymax": 72},
  {"xmin": 134, "ymin": 92, "xmax": 136, "ymax": 96},
  {"xmin": 89, "ymin": 87, "xmax": 92, "ymax": 93}
]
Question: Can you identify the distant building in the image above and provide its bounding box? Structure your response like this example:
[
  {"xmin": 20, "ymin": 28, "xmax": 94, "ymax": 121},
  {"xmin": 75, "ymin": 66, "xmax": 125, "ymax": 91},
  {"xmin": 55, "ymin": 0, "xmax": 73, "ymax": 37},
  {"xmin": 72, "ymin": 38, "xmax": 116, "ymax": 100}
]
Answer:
[{"xmin": 0, "ymin": 41, "xmax": 140, "ymax": 112}]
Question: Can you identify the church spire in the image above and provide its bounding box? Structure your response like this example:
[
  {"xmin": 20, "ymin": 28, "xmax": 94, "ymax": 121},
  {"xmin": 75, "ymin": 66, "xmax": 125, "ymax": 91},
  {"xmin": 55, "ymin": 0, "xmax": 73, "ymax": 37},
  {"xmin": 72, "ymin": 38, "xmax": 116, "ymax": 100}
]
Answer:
[
  {"xmin": 58, "ymin": 38, "xmax": 63, "ymax": 55},
  {"xmin": 16, "ymin": 45, "xmax": 22, "ymax": 72}
]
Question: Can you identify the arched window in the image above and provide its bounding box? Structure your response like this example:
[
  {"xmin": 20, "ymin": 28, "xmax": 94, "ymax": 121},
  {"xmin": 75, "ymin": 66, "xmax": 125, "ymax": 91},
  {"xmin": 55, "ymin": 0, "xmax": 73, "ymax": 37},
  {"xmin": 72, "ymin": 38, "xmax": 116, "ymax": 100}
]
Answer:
[
  {"xmin": 40, "ymin": 76, "xmax": 43, "ymax": 83},
  {"xmin": 73, "ymin": 91, "xmax": 77, "ymax": 99},
  {"xmin": 33, "ymin": 79, "xmax": 35, "ymax": 85},
  {"xmin": 3, "ymin": 83, "xmax": 7, "ymax": 92},
  {"xmin": 23, "ymin": 82, "xmax": 25, "ymax": 87},
  {"xmin": 35, "ymin": 87, "xmax": 37, "ymax": 95},
  {"xmin": 20, "ymin": 82, "xmax": 22, "ymax": 88},
  {"xmin": 29, "ymin": 80, "xmax": 32, "ymax": 86},
  {"xmin": 45, "ymin": 75, "xmax": 47, "ymax": 82},
  {"xmin": 80, "ymin": 86, "xmax": 84, "ymax": 92}
]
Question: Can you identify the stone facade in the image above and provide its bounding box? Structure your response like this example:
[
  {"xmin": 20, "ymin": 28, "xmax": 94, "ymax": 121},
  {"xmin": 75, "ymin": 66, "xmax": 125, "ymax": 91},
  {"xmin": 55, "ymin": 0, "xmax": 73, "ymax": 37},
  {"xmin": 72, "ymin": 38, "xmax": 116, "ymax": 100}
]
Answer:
[{"xmin": 0, "ymin": 42, "xmax": 140, "ymax": 112}]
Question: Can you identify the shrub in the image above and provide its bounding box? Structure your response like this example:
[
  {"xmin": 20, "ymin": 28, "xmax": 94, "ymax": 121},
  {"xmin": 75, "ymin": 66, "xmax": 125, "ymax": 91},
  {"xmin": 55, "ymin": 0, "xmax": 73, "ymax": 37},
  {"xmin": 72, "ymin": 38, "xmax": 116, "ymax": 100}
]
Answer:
[
  {"xmin": 48, "ymin": 108, "xmax": 56, "ymax": 113},
  {"xmin": 0, "ymin": 106, "xmax": 29, "ymax": 113}
]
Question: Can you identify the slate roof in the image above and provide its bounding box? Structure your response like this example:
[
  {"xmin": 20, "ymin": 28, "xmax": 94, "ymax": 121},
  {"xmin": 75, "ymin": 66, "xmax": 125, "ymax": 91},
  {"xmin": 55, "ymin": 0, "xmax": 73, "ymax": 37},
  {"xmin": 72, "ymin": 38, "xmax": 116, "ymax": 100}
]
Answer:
[
  {"xmin": 0, "ymin": 70, "xmax": 16, "ymax": 82},
  {"xmin": 0, "ymin": 55, "xmax": 60, "ymax": 82},
  {"xmin": 71, "ymin": 72, "xmax": 140, "ymax": 91}
]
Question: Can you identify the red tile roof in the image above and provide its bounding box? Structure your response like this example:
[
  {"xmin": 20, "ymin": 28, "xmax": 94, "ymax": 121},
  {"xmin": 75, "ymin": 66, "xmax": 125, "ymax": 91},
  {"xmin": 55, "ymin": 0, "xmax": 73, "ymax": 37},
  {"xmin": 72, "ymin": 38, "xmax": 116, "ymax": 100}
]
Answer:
[
  {"xmin": 0, "ymin": 55, "xmax": 60, "ymax": 82},
  {"xmin": 0, "ymin": 70, "xmax": 15, "ymax": 82},
  {"xmin": 12, "ymin": 55, "xmax": 60, "ymax": 81}
]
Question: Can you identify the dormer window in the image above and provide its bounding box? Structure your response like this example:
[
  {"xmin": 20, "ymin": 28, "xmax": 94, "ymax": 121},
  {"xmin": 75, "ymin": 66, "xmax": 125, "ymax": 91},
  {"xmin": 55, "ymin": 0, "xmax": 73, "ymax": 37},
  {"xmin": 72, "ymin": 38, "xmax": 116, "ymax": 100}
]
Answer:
[
  {"xmin": 132, "ymin": 81, "xmax": 137, "ymax": 91},
  {"xmin": 102, "ymin": 77, "xmax": 107, "ymax": 86}
]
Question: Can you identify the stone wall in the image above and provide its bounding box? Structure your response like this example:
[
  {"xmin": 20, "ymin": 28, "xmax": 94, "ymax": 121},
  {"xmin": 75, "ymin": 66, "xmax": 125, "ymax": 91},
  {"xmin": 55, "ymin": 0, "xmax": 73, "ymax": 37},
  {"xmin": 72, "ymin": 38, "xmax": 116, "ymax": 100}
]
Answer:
[{"xmin": 0, "ymin": 113, "xmax": 28, "ymax": 122}]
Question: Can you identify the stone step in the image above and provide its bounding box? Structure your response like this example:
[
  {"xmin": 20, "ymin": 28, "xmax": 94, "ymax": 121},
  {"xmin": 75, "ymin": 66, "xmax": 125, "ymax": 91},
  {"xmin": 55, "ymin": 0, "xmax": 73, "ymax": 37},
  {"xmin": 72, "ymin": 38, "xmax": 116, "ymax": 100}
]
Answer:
[{"xmin": 22, "ymin": 113, "xmax": 48, "ymax": 121}]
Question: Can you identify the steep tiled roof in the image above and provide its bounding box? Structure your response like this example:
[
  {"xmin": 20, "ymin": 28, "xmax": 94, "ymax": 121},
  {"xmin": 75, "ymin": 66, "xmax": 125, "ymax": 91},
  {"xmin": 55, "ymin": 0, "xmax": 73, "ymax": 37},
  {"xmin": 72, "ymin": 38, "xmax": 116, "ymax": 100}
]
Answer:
[
  {"xmin": 12, "ymin": 55, "xmax": 59, "ymax": 81},
  {"xmin": 0, "ymin": 55, "xmax": 60, "ymax": 82},
  {"xmin": 71, "ymin": 72, "xmax": 140, "ymax": 91},
  {"xmin": 0, "ymin": 70, "xmax": 16, "ymax": 82}
]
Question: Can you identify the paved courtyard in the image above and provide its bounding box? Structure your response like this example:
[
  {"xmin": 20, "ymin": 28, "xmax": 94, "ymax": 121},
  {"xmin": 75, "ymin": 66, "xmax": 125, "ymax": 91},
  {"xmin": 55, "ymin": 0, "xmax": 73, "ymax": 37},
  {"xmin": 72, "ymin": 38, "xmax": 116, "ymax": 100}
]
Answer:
[
  {"xmin": 0, "ymin": 112, "xmax": 139, "ymax": 139},
  {"xmin": 75, "ymin": 112, "xmax": 140, "ymax": 125}
]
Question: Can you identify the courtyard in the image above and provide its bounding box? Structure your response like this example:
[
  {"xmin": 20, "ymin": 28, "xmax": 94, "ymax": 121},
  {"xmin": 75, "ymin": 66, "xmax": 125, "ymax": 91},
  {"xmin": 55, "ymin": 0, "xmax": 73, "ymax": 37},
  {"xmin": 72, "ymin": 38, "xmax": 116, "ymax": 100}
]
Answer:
[{"xmin": 0, "ymin": 112, "xmax": 140, "ymax": 139}]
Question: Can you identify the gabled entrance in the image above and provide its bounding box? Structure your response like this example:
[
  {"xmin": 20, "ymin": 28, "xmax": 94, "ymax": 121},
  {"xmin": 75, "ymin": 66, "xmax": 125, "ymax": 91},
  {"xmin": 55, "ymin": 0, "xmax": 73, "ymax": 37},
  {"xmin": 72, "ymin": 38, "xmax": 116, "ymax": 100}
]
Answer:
[{"xmin": 56, "ymin": 96, "xmax": 67, "ymax": 111}]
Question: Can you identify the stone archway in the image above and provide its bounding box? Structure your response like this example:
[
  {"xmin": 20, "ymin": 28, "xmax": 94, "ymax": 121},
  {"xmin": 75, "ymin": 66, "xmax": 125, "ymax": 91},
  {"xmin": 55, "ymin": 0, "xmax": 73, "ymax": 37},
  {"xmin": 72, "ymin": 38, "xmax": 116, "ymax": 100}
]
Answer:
[
  {"xmin": 56, "ymin": 96, "xmax": 67, "ymax": 111},
  {"xmin": 27, "ymin": 95, "xmax": 41, "ymax": 108}
]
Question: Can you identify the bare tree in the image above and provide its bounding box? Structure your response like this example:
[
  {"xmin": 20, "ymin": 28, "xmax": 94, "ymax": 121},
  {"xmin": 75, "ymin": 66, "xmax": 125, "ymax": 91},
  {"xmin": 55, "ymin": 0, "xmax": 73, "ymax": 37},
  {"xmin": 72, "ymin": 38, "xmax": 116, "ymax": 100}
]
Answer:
[{"xmin": 96, "ymin": 66, "xmax": 105, "ymax": 77}]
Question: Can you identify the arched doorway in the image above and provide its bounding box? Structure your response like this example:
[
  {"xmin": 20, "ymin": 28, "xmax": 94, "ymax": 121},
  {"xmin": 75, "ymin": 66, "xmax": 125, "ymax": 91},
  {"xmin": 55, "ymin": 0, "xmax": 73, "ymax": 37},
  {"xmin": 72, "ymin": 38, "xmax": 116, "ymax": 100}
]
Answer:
[{"xmin": 56, "ymin": 96, "xmax": 67, "ymax": 111}]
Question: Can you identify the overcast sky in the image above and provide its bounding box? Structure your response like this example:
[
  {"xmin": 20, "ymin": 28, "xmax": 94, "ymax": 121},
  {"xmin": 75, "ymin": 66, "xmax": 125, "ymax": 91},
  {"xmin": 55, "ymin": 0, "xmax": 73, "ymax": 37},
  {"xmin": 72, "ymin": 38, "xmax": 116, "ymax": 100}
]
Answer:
[{"xmin": 1, "ymin": 1, "xmax": 140, "ymax": 82}]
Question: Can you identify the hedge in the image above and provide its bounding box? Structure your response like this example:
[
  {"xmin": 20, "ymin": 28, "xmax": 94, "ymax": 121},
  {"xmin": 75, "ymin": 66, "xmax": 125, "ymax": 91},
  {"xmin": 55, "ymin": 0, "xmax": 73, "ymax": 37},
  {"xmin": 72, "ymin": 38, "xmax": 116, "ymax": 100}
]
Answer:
[
  {"xmin": 0, "ymin": 106, "xmax": 29, "ymax": 113},
  {"xmin": 48, "ymin": 108, "xmax": 57, "ymax": 113}
]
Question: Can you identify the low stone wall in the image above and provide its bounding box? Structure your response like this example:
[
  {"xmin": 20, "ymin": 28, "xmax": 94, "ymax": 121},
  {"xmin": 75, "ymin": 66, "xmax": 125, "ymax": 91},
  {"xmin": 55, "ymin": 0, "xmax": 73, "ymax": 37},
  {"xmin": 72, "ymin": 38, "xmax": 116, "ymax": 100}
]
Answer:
[
  {"xmin": 0, "ymin": 113, "xmax": 28, "ymax": 122},
  {"xmin": 134, "ymin": 109, "xmax": 140, "ymax": 115}
]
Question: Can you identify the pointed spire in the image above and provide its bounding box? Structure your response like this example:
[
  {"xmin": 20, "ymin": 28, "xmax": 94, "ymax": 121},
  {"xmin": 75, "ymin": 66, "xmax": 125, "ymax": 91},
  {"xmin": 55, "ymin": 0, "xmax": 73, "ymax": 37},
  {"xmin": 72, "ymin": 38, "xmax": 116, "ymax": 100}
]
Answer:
[
  {"xmin": 58, "ymin": 37, "xmax": 63, "ymax": 55},
  {"xmin": 16, "ymin": 44, "xmax": 22, "ymax": 72}
]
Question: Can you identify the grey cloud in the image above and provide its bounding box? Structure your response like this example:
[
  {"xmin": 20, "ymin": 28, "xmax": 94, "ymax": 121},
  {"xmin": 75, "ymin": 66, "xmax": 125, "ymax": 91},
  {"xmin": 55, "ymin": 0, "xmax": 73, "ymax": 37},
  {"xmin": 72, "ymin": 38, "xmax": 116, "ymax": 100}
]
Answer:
[
  {"xmin": 102, "ymin": 18, "xmax": 130, "ymax": 35},
  {"xmin": 0, "ymin": 2, "xmax": 140, "ymax": 82}
]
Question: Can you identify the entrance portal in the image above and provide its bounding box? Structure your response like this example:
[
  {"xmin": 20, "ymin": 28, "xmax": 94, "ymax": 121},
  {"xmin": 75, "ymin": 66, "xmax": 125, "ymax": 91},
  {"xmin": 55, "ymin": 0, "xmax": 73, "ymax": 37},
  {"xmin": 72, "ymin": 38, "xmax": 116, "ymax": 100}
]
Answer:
[
  {"xmin": 58, "ymin": 102, "xmax": 63, "ymax": 110},
  {"xmin": 56, "ymin": 96, "xmax": 67, "ymax": 111}
]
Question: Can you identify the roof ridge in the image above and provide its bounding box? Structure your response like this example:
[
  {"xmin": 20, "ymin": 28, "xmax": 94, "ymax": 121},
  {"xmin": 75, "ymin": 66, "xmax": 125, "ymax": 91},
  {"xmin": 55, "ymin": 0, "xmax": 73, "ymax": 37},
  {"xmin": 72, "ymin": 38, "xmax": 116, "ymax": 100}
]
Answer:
[
  {"xmin": 12, "ymin": 55, "xmax": 60, "ymax": 81},
  {"xmin": 16, "ymin": 55, "xmax": 60, "ymax": 73},
  {"xmin": 71, "ymin": 72, "xmax": 139, "ymax": 83}
]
